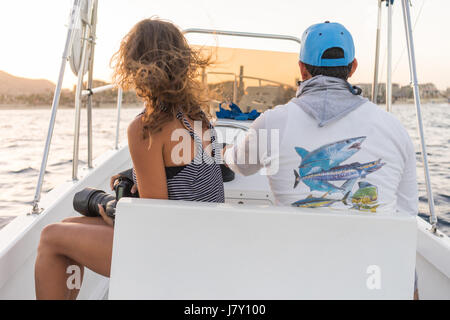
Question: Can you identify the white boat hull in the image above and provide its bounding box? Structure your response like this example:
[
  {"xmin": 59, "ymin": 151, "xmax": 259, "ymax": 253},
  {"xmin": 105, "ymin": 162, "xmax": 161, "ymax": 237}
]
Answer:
[{"xmin": 0, "ymin": 147, "xmax": 449, "ymax": 300}]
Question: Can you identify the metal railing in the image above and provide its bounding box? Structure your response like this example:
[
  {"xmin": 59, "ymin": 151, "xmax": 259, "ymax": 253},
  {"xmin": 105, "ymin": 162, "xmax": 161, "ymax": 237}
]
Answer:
[
  {"xmin": 372, "ymin": 0, "xmax": 382, "ymax": 104},
  {"xmin": 29, "ymin": 0, "xmax": 124, "ymax": 214},
  {"xmin": 81, "ymin": 84, "xmax": 115, "ymax": 97},
  {"xmin": 400, "ymin": 0, "xmax": 438, "ymax": 233},
  {"xmin": 183, "ymin": 28, "xmax": 301, "ymax": 45},
  {"xmin": 214, "ymin": 119, "xmax": 251, "ymax": 131},
  {"xmin": 115, "ymin": 88, "xmax": 124, "ymax": 150},
  {"xmin": 85, "ymin": 0, "xmax": 98, "ymax": 169},
  {"xmin": 372, "ymin": 0, "xmax": 438, "ymax": 233},
  {"xmin": 72, "ymin": 0, "xmax": 94, "ymax": 180},
  {"xmin": 30, "ymin": 0, "xmax": 83, "ymax": 214},
  {"xmin": 240, "ymin": 75, "xmax": 293, "ymax": 88},
  {"xmin": 386, "ymin": 0, "xmax": 393, "ymax": 112}
]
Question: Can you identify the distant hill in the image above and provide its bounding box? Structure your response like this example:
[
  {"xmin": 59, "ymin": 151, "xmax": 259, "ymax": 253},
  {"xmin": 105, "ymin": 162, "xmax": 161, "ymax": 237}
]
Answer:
[
  {"xmin": 0, "ymin": 71, "xmax": 55, "ymax": 96},
  {"xmin": 0, "ymin": 72, "xmax": 141, "ymax": 107}
]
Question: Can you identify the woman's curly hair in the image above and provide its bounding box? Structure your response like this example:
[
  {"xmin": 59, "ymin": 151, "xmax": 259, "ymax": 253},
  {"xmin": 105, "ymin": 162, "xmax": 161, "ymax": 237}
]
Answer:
[{"xmin": 111, "ymin": 18, "xmax": 211, "ymax": 139}]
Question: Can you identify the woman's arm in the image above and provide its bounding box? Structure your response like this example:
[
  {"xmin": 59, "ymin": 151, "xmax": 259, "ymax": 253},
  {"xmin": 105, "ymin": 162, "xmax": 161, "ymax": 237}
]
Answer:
[{"xmin": 127, "ymin": 116, "xmax": 169, "ymax": 200}]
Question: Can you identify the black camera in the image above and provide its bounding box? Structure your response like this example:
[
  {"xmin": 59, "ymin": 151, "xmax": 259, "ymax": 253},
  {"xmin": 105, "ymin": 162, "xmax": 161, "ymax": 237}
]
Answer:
[{"xmin": 73, "ymin": 169, "xmax": 138, "ymax": 219}]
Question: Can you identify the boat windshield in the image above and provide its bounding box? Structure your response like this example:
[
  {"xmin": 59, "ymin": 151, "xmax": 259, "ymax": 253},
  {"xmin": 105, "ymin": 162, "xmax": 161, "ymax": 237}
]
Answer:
[{"xmin": 192, "ymin": 44, "xmax": 300, "ymax": 115}]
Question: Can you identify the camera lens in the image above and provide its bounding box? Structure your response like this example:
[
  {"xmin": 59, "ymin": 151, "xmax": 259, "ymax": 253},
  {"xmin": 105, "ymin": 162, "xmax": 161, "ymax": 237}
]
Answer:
[{"xmin": 73, "ymin": 187, "xmax": 116, "ymax": 217}]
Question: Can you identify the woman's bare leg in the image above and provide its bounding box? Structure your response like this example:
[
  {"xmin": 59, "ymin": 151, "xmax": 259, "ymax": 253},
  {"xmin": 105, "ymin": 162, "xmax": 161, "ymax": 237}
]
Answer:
[
  {"xmin": 62, "ymin": 216, "xmax": 108, "ymax": 226},
  {"xmin": 35, "ymin": 222, "xmax": 113, "ymax": 300},
  {"xmin": 61, "ymin": 216, "xmax": 108, "ymax": 299},
  {"xmin": 66, "ymin": 257, "xmax": 84, "ymax": 300}
]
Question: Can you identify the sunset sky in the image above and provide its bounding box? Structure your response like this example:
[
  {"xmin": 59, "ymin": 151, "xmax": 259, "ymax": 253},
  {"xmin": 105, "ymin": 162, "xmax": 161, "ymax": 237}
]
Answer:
[{"xmin": 0, "ymin": 0, "xmax": 448, "ymax": 90}]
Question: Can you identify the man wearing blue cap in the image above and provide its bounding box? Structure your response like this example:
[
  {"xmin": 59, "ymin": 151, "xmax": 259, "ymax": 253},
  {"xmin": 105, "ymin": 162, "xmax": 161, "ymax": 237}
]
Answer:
[{"xmin": 224, "ymin": 21, "xmax": 419, "ymax": 298}]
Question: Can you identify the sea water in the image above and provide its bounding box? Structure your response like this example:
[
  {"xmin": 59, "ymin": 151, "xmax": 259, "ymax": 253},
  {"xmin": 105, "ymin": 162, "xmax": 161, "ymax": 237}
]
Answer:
[{"xmin": 0, "ymin": 104, "xmax": 449, "ymax": 235}]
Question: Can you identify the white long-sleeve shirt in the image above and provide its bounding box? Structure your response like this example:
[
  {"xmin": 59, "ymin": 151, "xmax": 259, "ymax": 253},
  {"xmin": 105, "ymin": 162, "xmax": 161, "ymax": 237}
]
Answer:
[{"xmin": 224, "ymin": 100, "xmax": 418, "ymax": 216}]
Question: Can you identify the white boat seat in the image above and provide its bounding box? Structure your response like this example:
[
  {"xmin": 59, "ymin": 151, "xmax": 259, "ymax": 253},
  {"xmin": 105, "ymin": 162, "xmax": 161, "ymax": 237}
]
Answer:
[{"xmin": 109, "ymin": 198, "xmax": 417, "ymax": 299}]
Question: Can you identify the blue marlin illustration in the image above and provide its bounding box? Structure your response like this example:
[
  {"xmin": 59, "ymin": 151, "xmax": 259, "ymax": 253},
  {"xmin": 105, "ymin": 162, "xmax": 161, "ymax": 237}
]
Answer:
[
  {"xmin": 298, "ymin": 159, "xmax": 385, "ymax": 183},
  {"xmin": 292, "ymin": 192, "xmax": 351, "ymax": 208},
  {"xmin": 293, "ymin": 137, "xmax": 366, "ymax": 192}
]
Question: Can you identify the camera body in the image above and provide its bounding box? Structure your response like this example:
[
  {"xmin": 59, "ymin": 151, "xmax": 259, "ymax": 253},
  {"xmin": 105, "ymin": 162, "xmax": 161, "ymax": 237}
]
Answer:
[{"xmin": 73, "ymin": 174, "xmax": 138, "ymax": 219}]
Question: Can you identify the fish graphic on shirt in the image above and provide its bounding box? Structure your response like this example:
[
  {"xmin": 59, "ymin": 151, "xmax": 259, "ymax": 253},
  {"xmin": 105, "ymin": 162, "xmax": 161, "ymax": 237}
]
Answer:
[
  {"xmin": 294, "ymin": 136, "xmax": 366, "ymax": 176},
  {"xmin": 293, "ymin": 136, "xmax": 366, "ymax": 194},
  {"xmin": 292, "ymin": 192, "xmax": 350, "ymax": 208},
  {"xmin": 292, "ymin": 136, "xmax": 385, "ymax": 211},
  {"xmin": 296, "ymin": 159, "xmax": 385, "ymax": 183},
  {"xmin": 351, "ymin": 182, "xmax": 380, "ymax": 212}
]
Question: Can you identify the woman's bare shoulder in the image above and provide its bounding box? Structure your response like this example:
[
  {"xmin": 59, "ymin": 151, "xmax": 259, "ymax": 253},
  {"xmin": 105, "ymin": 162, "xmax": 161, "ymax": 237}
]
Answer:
[
  {"xmin": 127, "ymin": 115, "xmax": 144, "ymax": 140},
  {"xmin": 127, "ymin": 114, "xmax": 171, "ymax": 149},
  {"xmin": 127, "ymin": 115, "xmax": 147, "ymax": 151}
]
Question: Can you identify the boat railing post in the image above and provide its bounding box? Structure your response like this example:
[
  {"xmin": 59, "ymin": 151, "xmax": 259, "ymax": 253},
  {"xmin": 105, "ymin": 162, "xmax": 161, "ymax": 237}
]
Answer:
[
  {"xmin": 401, "ymin": 0, "xmax": 438, "ymax": 233},
  {"xmin": 201, "ymin": 67, "xmax": 207, "ymax": 87},
  {"xmin": 86, "ymin": 0, "xmax": 98, "ymax": 169},
  {"xmin": 82, "ymin": 84, "xmax": 115, "ymax": 96},
  {"xmin": 386, "ymin": 0, "xmax": 393, "ymax": 112},
  {"xmin": 72, "ymin": 0, "xmax": 95, "ymax": 180},
  {"xmin": 233, "ymin": 75, "xmax": 238, "ymax": 103},
  {"xmin": 30, "ymin": 0, "xmax": 82, "ymax": 215},
  {"xmin": 372, "ymin": 0, "xmax": 382, "ymax": 104},
  {"xmin": 401, "ymin": 0, "xmax": 414, "ymax": 85},
  {"xmin": 115, "ymin": 87, "xmax": 123, "ymax": 150}
]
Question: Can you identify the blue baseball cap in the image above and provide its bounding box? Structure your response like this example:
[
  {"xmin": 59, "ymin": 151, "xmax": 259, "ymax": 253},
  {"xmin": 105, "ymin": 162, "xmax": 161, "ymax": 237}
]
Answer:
[{"xmin": 299, "ymin": 21, "xmax": 355, "ymax": 67}]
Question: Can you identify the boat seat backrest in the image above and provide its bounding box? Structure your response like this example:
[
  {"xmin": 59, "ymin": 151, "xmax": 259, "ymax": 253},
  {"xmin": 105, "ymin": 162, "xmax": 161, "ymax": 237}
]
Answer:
[{"xmin": 109, "ymin": 198, "xmax": 417, "ymax": 299}]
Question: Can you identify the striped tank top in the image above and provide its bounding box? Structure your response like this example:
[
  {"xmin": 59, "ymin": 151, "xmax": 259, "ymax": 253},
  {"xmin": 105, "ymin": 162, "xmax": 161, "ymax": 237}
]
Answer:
[{"xmin": 133, "ymin": 111, "xmax": 225, "ymax": 203}]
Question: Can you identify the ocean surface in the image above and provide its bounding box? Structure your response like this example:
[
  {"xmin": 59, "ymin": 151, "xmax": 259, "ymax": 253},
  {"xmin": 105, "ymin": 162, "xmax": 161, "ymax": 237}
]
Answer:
[{"xmin": 0, "ymin": 104, "xmax": 449, "ymax": 235}]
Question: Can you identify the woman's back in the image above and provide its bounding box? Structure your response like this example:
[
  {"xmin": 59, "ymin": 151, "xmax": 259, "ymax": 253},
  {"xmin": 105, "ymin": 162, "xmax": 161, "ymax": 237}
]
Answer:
[
  {"xmin": 165, "ymin": 112, "xmax": 224, "ymax": 202},
  {"xmin": 128, "ymin": 110, "xmax": 224, "ymax": 203}
]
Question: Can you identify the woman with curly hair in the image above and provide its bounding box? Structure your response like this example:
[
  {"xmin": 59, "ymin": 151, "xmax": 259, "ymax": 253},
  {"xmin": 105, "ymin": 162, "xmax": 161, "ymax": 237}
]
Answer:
[{"xmin": 34, "ymin": 18, "xmax": 224, "ymax": 300}]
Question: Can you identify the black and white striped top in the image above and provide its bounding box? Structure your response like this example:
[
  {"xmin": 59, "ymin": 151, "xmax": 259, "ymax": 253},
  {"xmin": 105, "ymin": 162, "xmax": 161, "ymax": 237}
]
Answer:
[{"xmin": 133, "ymin": 111, "xmax": 225, "ymax": 203}]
